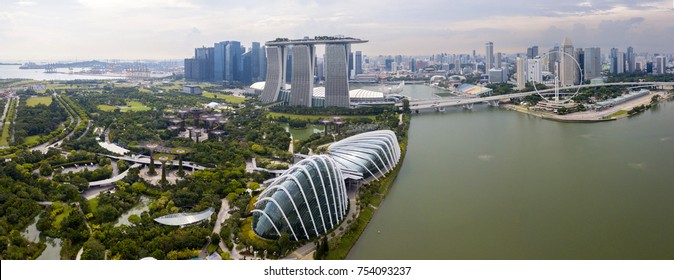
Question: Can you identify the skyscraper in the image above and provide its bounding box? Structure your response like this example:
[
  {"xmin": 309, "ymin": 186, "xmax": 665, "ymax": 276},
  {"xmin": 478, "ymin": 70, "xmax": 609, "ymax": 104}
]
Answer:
[
  {"xmin": 527, "ymin": 58, "xmax": 543, "ymax": 84},
  {"xmin": 259, "ymin": 46, "xmax": 267, "ymax": 80},
  {"xmin": 610, "ymin": 48, "xmax": 619, "ymax": 74},
  {"xmin": 616, "ymin": 52, "xmax": 625, "ymax": 74},
  {"xmin": 485, "ymin": 42, "xmax": 494, "ymax": 70},
  {"xmin": 527, "ymin": 46, "xmax": 539, "ymax": 59},
  {"xmin": 260, "ymin": 46, "xmax": 287, "ymax": 103},
  {"xmin": 496, "ymin": 52, "xmax": 502, "ymax": 69},
  {"xmin": 214, "ymin": 41, "xmax": 229, "ymax": 82},
  {"xmin": 655, "ymin": 56, "xmax": 666, "ymax": 74},
  {"xmin": 516, "ymin": 57, "xmax": 527, "ymax": 90},
  {"xmin": 225, "ymin": 41, "xmax": 242, "ymax": 84},
  {"xmin": 251, "ymin": 42, "xmax": 261, "ymax": 81},
  {"xmin": 355, "ymin": 51, "xmax": 363, "ymax": 75},
  {"xmin": 288, "ymin": 44, "xmax": 315, "ymax": 107},
  {"xmin": 626, "ymin": 46, "xmax": 635, "ymax": 73},
  {"xmin": 583, "ymin": 47, "xmax": 601, "ymax": 80},
  {"xmin": 325, "ymin": 43, "xmax": 351, "ymax": 107},
  {"xmin": 560, "ymin": 37, "xmax": 576, "ymax": 86}
]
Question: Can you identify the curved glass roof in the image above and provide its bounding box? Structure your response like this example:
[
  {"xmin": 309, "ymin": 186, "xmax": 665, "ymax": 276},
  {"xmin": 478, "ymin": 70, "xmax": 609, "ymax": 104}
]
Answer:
[
  {"xmin": 154, "ymin": 207, "xmax": 215, "ymax": 226},
  {"xmin": 328, "ymin": 130, "xmax": 401, "ymax": 180}
]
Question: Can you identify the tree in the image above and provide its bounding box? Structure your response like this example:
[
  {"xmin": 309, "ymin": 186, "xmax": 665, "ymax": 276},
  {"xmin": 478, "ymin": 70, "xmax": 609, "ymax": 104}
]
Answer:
[
  {"xmin": 251, "ymin": 144, "xmax": 265, "ymax": 154},
  {"xmin": 70, "ymin": 176, "xmax": 89, "ymax": 192},
  {"xmin": 130, "ymin": 182, "xmax": 146, "ymax": 194},
  {"xmin": 401, "ymin": 98, "xmax": 411, "ymax": 113},
  {"xmin": 128, "ymin": 214, "xmax": 141, "ymax": 225},
  {"xmin": 39, "ymin": 162, "xmax": 53, "ymax": 176},
  {"xmin": 81, "ymin": 238, "xmax": 106, "ymax": 260}
]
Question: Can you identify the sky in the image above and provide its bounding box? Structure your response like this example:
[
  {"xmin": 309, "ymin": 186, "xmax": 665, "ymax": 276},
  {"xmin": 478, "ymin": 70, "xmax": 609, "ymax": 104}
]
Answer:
[{"xmin": 1, "ymin": 0, "xmax": 673, "ymax": 61}]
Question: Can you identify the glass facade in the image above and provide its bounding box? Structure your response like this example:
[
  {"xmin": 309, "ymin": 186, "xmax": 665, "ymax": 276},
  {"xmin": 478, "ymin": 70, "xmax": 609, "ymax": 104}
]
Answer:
[
  {"xmin": 252, "ymin": 155, "xmax": 347, "ymax": 240},
  {"xmin": 328, "ymin": 130, "xmax": 401, "ymax": 180}
]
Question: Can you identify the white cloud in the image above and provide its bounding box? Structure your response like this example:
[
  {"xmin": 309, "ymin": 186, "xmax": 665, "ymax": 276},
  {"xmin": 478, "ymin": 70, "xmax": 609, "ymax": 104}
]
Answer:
[{"xmin": 15, "ymin": 0, "xmax": 36, "ymax": 6}]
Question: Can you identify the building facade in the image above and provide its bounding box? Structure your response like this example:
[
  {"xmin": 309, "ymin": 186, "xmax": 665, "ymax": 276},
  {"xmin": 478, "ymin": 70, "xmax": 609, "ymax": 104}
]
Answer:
[
  {"xmin": 325, "ymin": 44, "xmax": 351, "ymax": 107},
  {"xmin": 289, "ymin": 44, "xmax": 315, "ymax": 107}
]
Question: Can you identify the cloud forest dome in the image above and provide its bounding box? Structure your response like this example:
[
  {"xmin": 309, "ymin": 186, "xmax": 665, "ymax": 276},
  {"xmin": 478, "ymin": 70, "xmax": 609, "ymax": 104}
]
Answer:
[
  {"xmin": 327, "ymin": 130, "xmax": 401, "ymax": 180},
  {"xmin": 252, "ymin": 155, "xmax": 348, "ymax": 241},
  {"xmin": 252, "ymin": 130, "xmax": 401, "ymax": 240}
]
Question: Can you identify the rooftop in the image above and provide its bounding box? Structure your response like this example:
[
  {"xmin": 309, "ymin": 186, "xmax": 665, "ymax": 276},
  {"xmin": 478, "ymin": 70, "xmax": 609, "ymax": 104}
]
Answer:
[{"xmin": 266, "ymin": 36, "xmax": 368, "ymax": 46}]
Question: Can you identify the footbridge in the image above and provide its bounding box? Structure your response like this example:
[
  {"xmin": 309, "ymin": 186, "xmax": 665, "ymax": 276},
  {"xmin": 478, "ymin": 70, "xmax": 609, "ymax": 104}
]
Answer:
[
  {"xmin": 402, "ymin": 82, "xmax": 674, "ymax": 110},
  {"xmin": 100, "ymin": 154, "xmax": 208, "ymax": 171}
]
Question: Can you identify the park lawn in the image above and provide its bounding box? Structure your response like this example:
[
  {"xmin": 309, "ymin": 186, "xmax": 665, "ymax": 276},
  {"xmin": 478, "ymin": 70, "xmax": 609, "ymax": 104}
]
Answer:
[
  {"xmin": 267, "ymin": 112, "xmax": 376, "ymax": 122},
  {"xmin": 26, "ymin": 96, "xmax": 53, "ymax": 107},
  {"xmin": 97, "ymin": 104, "xmax": 118, "ymax": 112},
  {"xmin": 202, "ymin": 91, "xmax": 246, "ymax": 104},
  {"xmin": 0, "ymin": 124, "xmax": 10, "ymax": 146},
  {"xmin": 121, "ymin": 101, "xmax": 151, "ymax": 112},
  {"xmin": 138, "ymin": 87, "xmax": 153, "ymax": 93},
  {"xmin": 23, "ymin": 135, "xmax": 41, "ymax": 146},
  {"xmin": 607, "ymin": 110, "xmax": 628, "ymax": 118},
  {"xmin": 88, "ymin": 198, "xmax": 99, "ymax": 213},
  {"xmin": 53, "ymin": 205, "xmax": 73, "ymax": 229}
]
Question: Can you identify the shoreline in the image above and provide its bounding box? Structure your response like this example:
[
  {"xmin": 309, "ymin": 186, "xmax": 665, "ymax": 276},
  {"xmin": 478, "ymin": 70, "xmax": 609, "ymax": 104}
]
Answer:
[{"xmin": 502, "ymin": 91, "xmax": 671, "ymax": 123}]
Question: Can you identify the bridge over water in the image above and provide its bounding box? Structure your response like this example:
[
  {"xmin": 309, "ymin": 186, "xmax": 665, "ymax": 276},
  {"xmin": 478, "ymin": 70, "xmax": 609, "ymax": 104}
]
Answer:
[{"xmin": 401, "ymin": 82, "xmax": 674, "ymax": 111}]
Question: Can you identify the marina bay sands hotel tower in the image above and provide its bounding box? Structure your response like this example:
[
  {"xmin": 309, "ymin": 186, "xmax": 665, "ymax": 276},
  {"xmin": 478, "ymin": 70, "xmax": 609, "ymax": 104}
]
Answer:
[{"xmin": 259, "ymin": 36, "xmax": 368, "ymax": 108}]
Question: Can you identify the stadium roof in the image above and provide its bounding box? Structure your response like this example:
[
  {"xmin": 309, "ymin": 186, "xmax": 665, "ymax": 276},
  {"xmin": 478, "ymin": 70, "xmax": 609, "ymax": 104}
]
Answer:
[{"xmin": 154, "ymin": 207, "xmax": 215, "ymax": 226}]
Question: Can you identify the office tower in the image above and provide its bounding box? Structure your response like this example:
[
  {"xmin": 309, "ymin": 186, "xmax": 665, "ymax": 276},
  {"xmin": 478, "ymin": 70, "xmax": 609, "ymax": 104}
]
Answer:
[
  {"xmin": 454, "ymin": 58, "xmax": 461, "ymax": 74},
  {"xmin": 214, "ymin": 41, "xmax": 229, "ymax": 82},
  {"xmin": 610, "ymin": 48, "xmax": 619, "ymax": 74},
  {"xmin": 251, "ymin": 42, "xmax": 261, "ymax": 81},
  {"xmin": 488, "ymin": 68, "xmax": 504, "ymax": 83},
  {"xmin": 575, "ymin": 48, "xmax": 585, "ymax": 82},
  {"xmin": 325, "ymin": 44, "xmax": 351, "ymax": 107},
  {"xmin": 527, "ymin": 58, "xmax": 543, "ymax": 84},
  {"xmin": 385, "ymin": 58, "xmax": 393, "ymax": 72},
  {"xmin": 192, "ymin": 46, "xmax": 214, "ymax": 82},
  {"xmin": 260, "ymin": 46, "xmax": 287, "ymax": 103},
  {"xmin": 516, "ymin": 57, "xmax": 527, "ymax": 90},
  {"xmin": 259, "ymin": 46, "xmax": 267, "ymax": 80},
  {"xmin": 559, "ymin": 37, "xmax": 576, "ymax": 86},
  {"xmin": 184, "ymin": 58, "xmax": 197, "ymax": 81},
  {"xmin": 288, "ymin": 44, "xmax": 315, "ymax": 107},
  {"xmin": 655, "ymin": 56, "xmax": 666, "ymax": 74},
  {"xmin": 548, "ymin": 45, "xmax": 560, "ymax": 74},
  {"xmin": 496, "ymin": 52, "xmax": 502, "ymax": 69},
  {"xmin": 583, "ymin": 47, "xmax": 601, "ymax": 80},
  {"xmin": 410, "ymin": 58, "xmax": 417, "ymax": 72},
  {"xmin": 646, "ymin": 62, "xmax": 654, "ymax": 73},
  {"xmin": 225, "ymin": 41, "xmax": 242, "ymax": 84},
  {"xmin": 242, "ymin": 51, "xmax": 253, "ymax": 84},
  {"xmin": 485, "ymin": 42, "xmax": 494, "ymax": 70},
  {"xmin": 355, "ymin": 51, "xmax": 363, "ymax": 75},
  {"xmin": 627, "ymin": 46, "xmax": 635, "ymax": 73},
  {"xmin": 616, "ymin": 52, "xmax": 625, "ymax": 74},
  {"xmin": 527, "ymin": 46, "xmax": 539, "ymax": 59},
  {"xmin": 348, "ymin": 51, "xmax": 354, "ymax": 79}
]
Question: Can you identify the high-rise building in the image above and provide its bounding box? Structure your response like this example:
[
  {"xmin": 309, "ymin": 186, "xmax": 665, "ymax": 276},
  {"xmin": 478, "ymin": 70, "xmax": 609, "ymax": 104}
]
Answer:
[
  {"xmin": 454, "ymin": 58, "xmax": 461, "ymax": 74},
  {"xmin": 485, "ymin": 42, "xmax": 494, "ymax": 70},
  {"xmin": 325, "ymin": 44, "xmax": 351, "ymax": 107},
  {"xmin": 496, "ymin": 52, "xmax": 502, "ymax": 69},
  {"xmin": 610, "ymin": 48, "xmax": 619, "ymax": 74},
  {"xmin": 384, "ymin": 58, "xmax": 394, "ymax": 72},
  {"xmin": 225, "ymin": 41, "xmax": 242, "ymax": 84},
  {"xmin": 214, "ymin": 41, "xmax": 229, "ymax": 82},
  {"xmin": 251, "ymin": 42, "xmax": 261, "ymax": 81},
  {"xmin": 616, "ymin": 52, "xmax": 625, "ymax": 74},
  {"xmin": 242, "ymin": 51, "xmax": 253, "ymax": 85},
  {"xmin": 285, "ymin": 46, "xmax": 293, "ymax": 83},
  {"xmin": 583, "ymin": 47, "xmax": 601, "ymax": 80},
  {"xmin": 288, "ymin": 44, "xmax": 315, "ymax": 107},
  {"xmin": 189, "ymin": 46, "xmax": 214, "ymax": 82},
  {"xmin": 548, "ymin": 45, "xmax": 560, "ymax": 74},
  {"xmin": 355, "ymin": 51, "xmax": 363, "ymax": 75},
  {"xmin": 259, "ymin": 46, "xmax": 287, "ymax": 103},
  {"xmin": 259, "ymin": 46, "xmax": 267, "ymax": 80},
  {"xmin": 527, "ymin": 46, "xmax": 539, "ymax": 59},
  {"xmin": 527, "ymin": 58, "xmax": 543, "ymax": 84},
  {"xmin": 560, "ymin": 37, "xmax": 577, "ymax": 86},
  {"xmin": 627, "ymin": 46, "xmax": 635, "ymax": 73},
  {"xmin": 575, "ymin": 48, "xmax": 585, "ymax": 82},
  {"xmin": 655, "ymin": 56, "xmax": 666, "ymax": 74},
  {"xmin": 516, "ymin": 57, "xmax": 527, "ymax": 90},
  {"xmin": 488, "ymin": 68, "xmax": 504, "ymax": 83}
]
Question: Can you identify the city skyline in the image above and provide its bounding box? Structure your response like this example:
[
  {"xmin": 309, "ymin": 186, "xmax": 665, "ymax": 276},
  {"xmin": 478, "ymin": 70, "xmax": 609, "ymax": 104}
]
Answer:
[{"xmin": 1, "ymin": 0, "xmax": 674, "ymax": 60}]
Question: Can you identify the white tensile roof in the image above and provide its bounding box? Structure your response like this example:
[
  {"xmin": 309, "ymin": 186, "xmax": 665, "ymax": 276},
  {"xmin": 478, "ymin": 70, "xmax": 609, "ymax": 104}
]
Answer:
[{"xmin": 154, "ymin": 207, "xmax": 215, "ymax": 226}]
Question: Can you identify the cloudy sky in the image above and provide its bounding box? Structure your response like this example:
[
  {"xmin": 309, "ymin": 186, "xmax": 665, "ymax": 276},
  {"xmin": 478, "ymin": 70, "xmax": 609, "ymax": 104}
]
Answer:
[{"xmin": 1, "ymin": 0, "xmax": 673, "ymax": 60}]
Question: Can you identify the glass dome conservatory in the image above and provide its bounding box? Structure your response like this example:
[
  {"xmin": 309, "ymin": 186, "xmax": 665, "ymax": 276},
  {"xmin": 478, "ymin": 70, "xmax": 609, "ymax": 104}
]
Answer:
[
  {"xmin": 252, "ymin": 155, "xmax": 348, "ymax": 241},
  {"xmin": 327, "ymin": 130, "xmax": 401, "ymax": 180}
]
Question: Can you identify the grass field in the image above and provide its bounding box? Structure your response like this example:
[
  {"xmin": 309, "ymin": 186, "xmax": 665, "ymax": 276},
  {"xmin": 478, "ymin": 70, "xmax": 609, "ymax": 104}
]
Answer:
[
  {"xmin": 0, "ymin": 98, "xmax": 17, "ymax": 146},
  {"xmin": 121, "ymin": 101, "xmax": 150, "ymax": 112},
  {"xmin": 202, "ymin": 91, "xmax": 246, "ymax": 104},
  {"xmin": 607, "ymin": 110, "xmax": 628, "ymax": 118},
  {"xmin": 23, "ymin": 135, "xmax": 41, "ymax": 146},
  {"xmin": 97, "ymin": 104, "xmax": 118, "ymax": 112},
  {"xmin": 53, "ymin": 205, "xmax": 73, "ymax": 229},
  {"xmin": 26, "ymin": 96, "xmax": 52, "ymax": 107},
  {"xmin": 97, "ymin": 101, "xmax": 150, "ymax": 112},
  {"xmin": 267, "ymin": 112, "xmax": 376, "ymax": 122}
]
